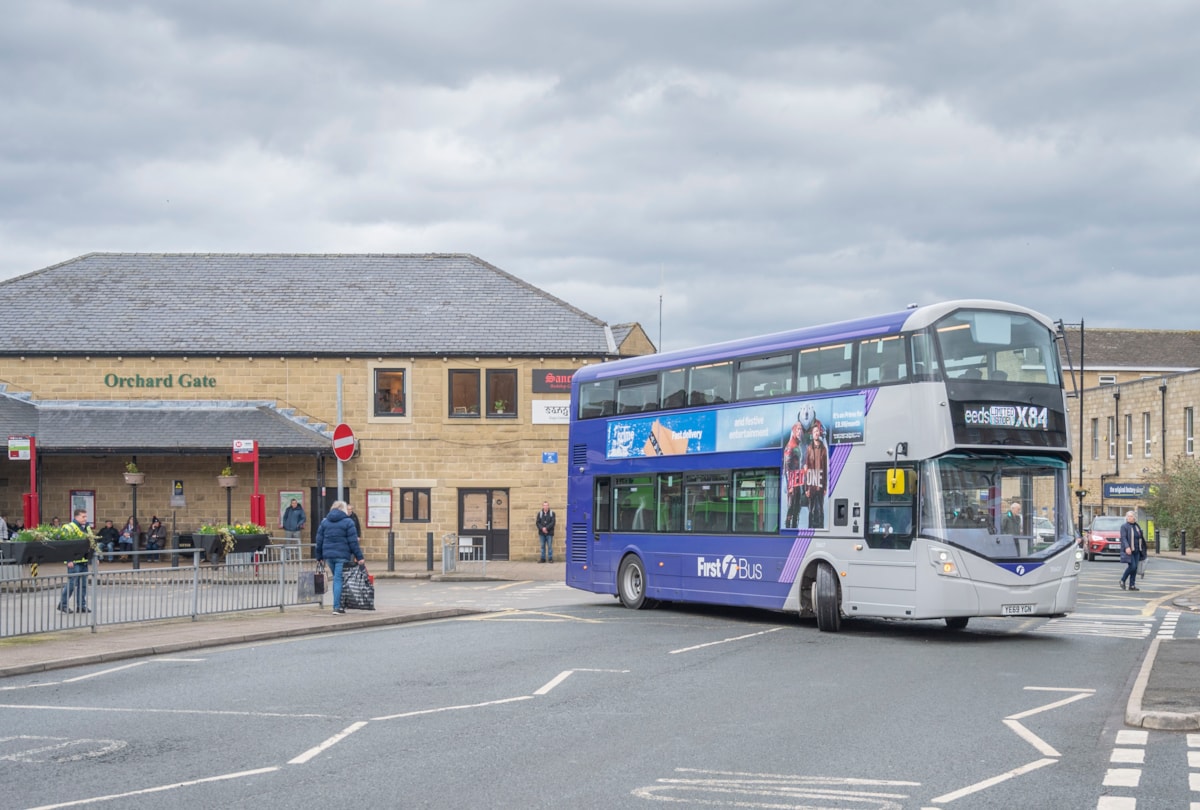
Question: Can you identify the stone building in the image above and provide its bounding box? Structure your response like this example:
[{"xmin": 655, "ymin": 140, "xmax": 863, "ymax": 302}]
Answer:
[
  {"xmin": 0, "ymin": 253, "xmax": 652, "ymax": 561},
  {"xmin": 1057, "ymin": 326, "xmax": 1200, "ymax": 532}
]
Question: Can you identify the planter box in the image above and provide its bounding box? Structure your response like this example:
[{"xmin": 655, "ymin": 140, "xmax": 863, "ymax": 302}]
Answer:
[
  {"xmin": 196, "ymin": 532, "xmax": 271, "ymax": 558},
  {"xmin": 0, "ymin": 539, "xmax": 93, "ymax": 565}
]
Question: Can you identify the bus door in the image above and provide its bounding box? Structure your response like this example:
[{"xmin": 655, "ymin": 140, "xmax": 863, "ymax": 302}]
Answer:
[
  {"xmin": 842, "ymin": 465, "xmax": 918, "ymax": 615},
  {"xmin": 457, "ymin": 489, "xmax": 509, "ymax": 560}
]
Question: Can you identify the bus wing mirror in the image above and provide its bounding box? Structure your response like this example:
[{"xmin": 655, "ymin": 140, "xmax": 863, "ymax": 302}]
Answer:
[{"xmin": 887, "ymin": 469, "xmax": 906, "ymax": 496}]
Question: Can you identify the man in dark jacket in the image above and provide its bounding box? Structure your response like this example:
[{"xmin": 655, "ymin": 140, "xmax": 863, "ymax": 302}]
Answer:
[
  {"xmin": 1119, "ymin": 510, "xmax": 1147, "ymax": 591},
  {"xmin": 315, "ymin": 501, "xmax": 364, "ymax": 614},
  {"xmin": 536, "ymin": 502, "xmax": 556, "ymax": 563}
]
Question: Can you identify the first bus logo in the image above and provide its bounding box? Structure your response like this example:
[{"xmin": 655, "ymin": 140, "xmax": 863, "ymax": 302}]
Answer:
[{"xmin": 697, "ymin": 555, "xmax": 763, "ymax": 580}]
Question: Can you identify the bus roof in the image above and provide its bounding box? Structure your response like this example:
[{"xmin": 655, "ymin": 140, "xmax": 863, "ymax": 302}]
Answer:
[{"xmin": 573, "ymin": 299, "xmax": 1054, "ymax": 383}]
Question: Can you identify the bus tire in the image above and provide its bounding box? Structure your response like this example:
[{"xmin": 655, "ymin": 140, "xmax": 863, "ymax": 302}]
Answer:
[
  {"xmin": 813, "ymin": 563, "xmax": 841, "ymax": 632},
  {"xmin": 617, "ymin": 555, "xmax": 648, "ymax": 610},
  {"xmin": 944, "ymin": 616, "xmax": 969, "ymax": 630}
]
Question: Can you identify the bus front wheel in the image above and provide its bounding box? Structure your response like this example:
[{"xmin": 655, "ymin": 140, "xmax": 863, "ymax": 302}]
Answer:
[
  {"xmin": 813, "ymin": 563, "xmax": 841, "ymax": 632},
  {"xmin": 618, "ymin": 555, "xmax": 648, "ymax": 610},
  {"xmin": 945, "ymin": 616, "xmax": 969, "ymax": 630}
]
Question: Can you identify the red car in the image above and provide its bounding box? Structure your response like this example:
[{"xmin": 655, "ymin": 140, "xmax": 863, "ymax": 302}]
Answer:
[{"xmin": 1086, "ymin": 515, "xmax": 1125, "ymax": 561}]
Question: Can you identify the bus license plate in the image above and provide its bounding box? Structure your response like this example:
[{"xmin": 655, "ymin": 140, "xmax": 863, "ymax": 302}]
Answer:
[{"xmin": 1002, "ymin": 604, "xmax": 1034, "ymax": 615}]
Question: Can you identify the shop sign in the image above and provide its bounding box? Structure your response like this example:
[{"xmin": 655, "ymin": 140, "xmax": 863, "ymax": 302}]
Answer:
[
  {"xmin": 532, "ymin": 400, "xmax": 570, "ymax": 424},
  {"xmin": 532, "ymin": 369, "xmax": 576, "ymax": 393}
]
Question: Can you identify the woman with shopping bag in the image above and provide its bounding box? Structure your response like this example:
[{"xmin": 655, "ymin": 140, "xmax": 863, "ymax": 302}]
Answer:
[{"xmin": 314, "ymin": 500, "xmax": 365, "ymax": 615}]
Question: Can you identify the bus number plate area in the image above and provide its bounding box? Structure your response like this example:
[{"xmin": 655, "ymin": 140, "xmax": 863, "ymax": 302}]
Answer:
[{"xmin": 1002, "ymin": 603, "xmax": 1035, "ymax": 615}]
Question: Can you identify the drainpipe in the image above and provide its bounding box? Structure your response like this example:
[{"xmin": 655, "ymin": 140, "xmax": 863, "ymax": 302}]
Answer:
[
  {"xmin": 1159, "ymin": 378, "xmax": 1168, "ymax": 473},
  {"xmin": 1113, "ymin": 387, "xmax": 1121, "ymax": 478}
]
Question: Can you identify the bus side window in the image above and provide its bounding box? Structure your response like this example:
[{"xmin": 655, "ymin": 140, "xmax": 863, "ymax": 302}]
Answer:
[{"xmin": 594, "ymin": 478, "xmax": 612, "ymax": 532}]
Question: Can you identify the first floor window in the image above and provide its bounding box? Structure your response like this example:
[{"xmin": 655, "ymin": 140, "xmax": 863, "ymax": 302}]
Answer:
[
  {"xmin": 374, "ymin": 369, "xmax": 407, "ymax": 416},
  {"xmin": 1187, "ymin": 407, "xmax": 1195, "ymax": 456},
  {"xmin": 400, "ymin": 489, "xmax": 430, "ymax": 522},
  {"xmin": 449, "ymin": 370, "xmax": 480, "ymax": 416},
  {"xmin": 487, "ymin": 370, "xmax": 518, "ymax": 417},
  {"xmin": 1143, "ymin": 412, "xmax": 1152, "ymax": 458}
]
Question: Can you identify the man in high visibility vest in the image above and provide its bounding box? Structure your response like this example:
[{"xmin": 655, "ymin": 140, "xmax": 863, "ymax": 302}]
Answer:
[{"xmin": 58, "ymin": 509, "xmax": 92, "ymax": 614}]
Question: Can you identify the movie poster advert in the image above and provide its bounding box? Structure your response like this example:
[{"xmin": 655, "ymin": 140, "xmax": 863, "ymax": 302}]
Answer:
[{"xmin": 604, "ymin": 394, "xmax": 866, "ymax": 532}]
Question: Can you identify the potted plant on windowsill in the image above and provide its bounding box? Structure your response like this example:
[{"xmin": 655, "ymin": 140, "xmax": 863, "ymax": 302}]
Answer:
[
  {"xmin": 493, "ymin": 399, "xmax": 507, "ymax": 414},
  {"xmin": 217, "ymin": 466, "xmax": 239, "ymax": 488},
  {"xmin": 1, "ymin": 523, "xmax": 98, "ymax": 565},
  {"xmin": 195, "ymin": 522, "xmax": 270, "ymax": 559},
  {"xmin": 123, "ymin": 461, "xmax": 145, "ymax": 486}
]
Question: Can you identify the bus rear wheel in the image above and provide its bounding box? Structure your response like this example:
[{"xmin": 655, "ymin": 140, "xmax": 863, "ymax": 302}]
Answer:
[
  {"xmin": 813, "ymin": 563, "xmax": 841, "ymax": 632},
  {"xmin": 618, "ymin": 555, "xmax": 648, "ymax": 610},
  {"xmin": 944, "ymin": 616, "xmax": 969, "ymax": 630}
]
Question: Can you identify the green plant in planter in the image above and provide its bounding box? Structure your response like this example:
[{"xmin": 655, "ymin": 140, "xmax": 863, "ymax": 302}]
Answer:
[
  {"xmin": 125, "ymin": 461, "xmax": 140, "ymax": 474},
  {"xmin": 220, "ymin": 466, "xmax": 234, "ymax": 477},
  {"xmin": 9, "ymin": 523, "xmax": 99, "ymax": 553},
  {"xmin": 197, "ymin": 522, "xmax": 268, "ymax": 555}
]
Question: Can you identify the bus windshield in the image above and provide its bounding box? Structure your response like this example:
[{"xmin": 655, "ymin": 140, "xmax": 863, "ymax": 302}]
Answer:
[
  {"xmin": 922, "ymin": 453, "xmax": 1075, "ymax": 561},
  {"xmin": 933, "ymin": 309, "xmax": 1060, "ymax": 385}
]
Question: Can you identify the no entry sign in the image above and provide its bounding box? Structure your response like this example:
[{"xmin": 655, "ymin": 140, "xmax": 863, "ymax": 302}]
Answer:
[{"xmin": 332, "ymin": 423, "xmax": 356, "ymax": 462}]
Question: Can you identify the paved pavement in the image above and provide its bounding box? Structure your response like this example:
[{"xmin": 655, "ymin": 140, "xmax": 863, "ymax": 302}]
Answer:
[{"xmin": 2, "ymin": 555, "xmax": 1197, "ymax": 730}]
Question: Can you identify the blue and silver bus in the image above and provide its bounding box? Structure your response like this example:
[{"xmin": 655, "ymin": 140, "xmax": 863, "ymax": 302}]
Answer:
[{"xmin": 566, "ymin": 300, "xmax": 1081, "ymax": 631}]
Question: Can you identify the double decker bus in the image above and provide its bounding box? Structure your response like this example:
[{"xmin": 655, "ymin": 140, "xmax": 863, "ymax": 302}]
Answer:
[{"xmin": 566, "ymin": 300, "xmax": 1081, "ymax": 631}]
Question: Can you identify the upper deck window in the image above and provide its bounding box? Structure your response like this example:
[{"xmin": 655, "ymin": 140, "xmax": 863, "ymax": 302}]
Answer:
[
  {"xmin": 798, "ymin": 343, "xmax": 853, "ymax": 391},
  {"xmin": 736, "ymin": 353, "xmax": 794, "ymax": 401},
  {"xmin": 688, "ymin": 361, "xmax": 732, "ymax": 406},
  {"xmin": 933, "ymin": 310, "xmax": 1059, "ymax": 385},
  {"xmin": 857, "ymin": 336, "xmax": 908, "ymax": 387}
]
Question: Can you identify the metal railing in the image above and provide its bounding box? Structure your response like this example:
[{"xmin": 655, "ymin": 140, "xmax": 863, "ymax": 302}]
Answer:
[
  {"xmin": 441, "ymin": 533, "xmax": 487, "ymax": 577},
  {"xmin": 0, "ymin": 542, "xmax": 323, "ymax": 639}
]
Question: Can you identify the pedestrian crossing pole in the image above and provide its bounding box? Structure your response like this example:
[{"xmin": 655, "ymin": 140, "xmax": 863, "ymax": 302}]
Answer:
[{"xmin": 30, "ymin": 562, "xmax": 37, "ymax": 578}]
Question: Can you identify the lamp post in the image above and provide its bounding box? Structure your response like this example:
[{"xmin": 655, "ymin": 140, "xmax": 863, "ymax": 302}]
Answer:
[{"xmin": 1056, "ymin": 318, "xmax": 1085, "ymax": 533}]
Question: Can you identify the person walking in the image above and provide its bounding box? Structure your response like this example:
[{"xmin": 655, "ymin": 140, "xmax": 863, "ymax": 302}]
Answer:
[
  {"xmin": 282, "ymin": 498, "xmax": 306, "ymax": 541},
  {"xmin": 315, "ymin": 500, "xmax": 364, "ymax": 615},
  {"xmin": 1119, "ymin": 511, "xmax": 1147, "ymax": 591},
  {"xmin": 58, "ymin": 509, "xmax": 92, "ymax": 614},
  {"xmin": 536, "ymin": 501, "xmax": 556, "ymax": 563}
]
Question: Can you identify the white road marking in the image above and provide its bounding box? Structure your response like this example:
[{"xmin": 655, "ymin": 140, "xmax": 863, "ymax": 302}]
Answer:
[
  {"xmin": 1096, "ymin": 797, "xmax": 1136, "ymax": 809},
  {"xmin": 1116, "ymin": 730, "xmax": 1149, "ymax": 746},
  {"xmin": 633, "ymin": 769, "xmax": 918, "ymax": 807},
  {"xmin": 0, "ymin": 735, "xmax": 126, "ymax": 763},
  {"xmin": 1110, "ymin": 748, "xmax": 1145, "ymax": 764},
  {"xmin": 1103, "ymin": 768, "xmax": 1141, "ymax": 787},
  {"xmin": 371, "ymin": 695, "xmax": 532, "ymax": 721},
  {"xmin": 62, "ymin": 662, "xmax": 147, "ymax": 682},
  {"xmin": 1009, "ymin": 689, "xmax": 1094, "ymax": 720},
  {"xmin": 0, "ymin": 703, "xmax": 334, "ymax": 719},
  {"xmin": 669, "ymin": 627, "xmax": 783, "ymax": 654},
  {"xmin": 288, "ymin": 721, "xmax": 368, "ymax": 764},
  {"xmin": 23, "ymin": 766, "xmax": 279, "ymax": 809},
  {"xmin": 1002, "ymin": 719, "xmax": 1059, "ymax": 758},
  {"xmin": 535, "ymin": 670, "xmax": 574, "ymax": 695},
  {"xmin": 931, "ymin": 758, "xmax": 1056, "ymax": 803}
]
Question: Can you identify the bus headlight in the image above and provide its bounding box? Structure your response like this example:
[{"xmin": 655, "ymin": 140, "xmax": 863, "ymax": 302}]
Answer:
[{"xmin": 930, "ymin": 548, "xmax": 959, "ymax": 577}]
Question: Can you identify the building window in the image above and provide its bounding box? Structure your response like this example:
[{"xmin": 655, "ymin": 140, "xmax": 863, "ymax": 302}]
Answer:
[
  {"xmin": 1124, "ymin": 414, "xmax": 1133, "ymax": 458},
  {"xmin": 487, "ymin": 370, "xmax": 518, "ymax": 417},
  {"xmin": 1091, "ymin": 418, "xmax": 1099, "ymax": 460},
  {"xmin": 400, "ymin": 489, "xmax": 431, "ymax": 522},
  {"xmin": 374, "ymin": 369, "xmax": 407, "ymax": 417},
  {"xmin": 1107, "ymin": 416, "xmax": 1115, "ymax": 460},
  {"xmin": 1187, "ymin": 407, "xmax": 1195, "ymax": 456},
  {"xmin": 1143, "ymin": 412, "xmax": 1151, "ymax": 458},
  {"xmin": 449, "ymin": 370, "xmax": 481, "ymax": 416}
]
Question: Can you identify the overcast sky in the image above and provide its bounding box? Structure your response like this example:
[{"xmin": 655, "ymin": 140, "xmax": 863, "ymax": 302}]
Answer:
[{"xmin": 3, "ymin": 2, "xmax": 1197, "ymax": 351}]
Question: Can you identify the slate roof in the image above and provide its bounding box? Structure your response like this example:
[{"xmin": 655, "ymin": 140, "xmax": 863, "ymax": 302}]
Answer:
[
  {"xmin": 0, "ymin": 254, "xmax": 617, "ymax": 357},
  {"xmin": 0, "ymin": 393, "xmax": 331, "ymax": 455},
  {"xmin": 1059, "ymin": 327, "xmax": 1200, "ymax": 372}
]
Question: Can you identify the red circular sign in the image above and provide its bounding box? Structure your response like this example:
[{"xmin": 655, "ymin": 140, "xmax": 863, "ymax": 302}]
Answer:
[{"xmin": 332, "ymin": 423, "xmax": 356, "ymax": 461}]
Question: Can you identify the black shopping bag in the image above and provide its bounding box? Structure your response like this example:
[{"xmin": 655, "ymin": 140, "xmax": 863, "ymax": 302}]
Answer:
[
  {"xmin": 342, "ymin": 565, "xmax": 376, "ymax": 611},
  {"xmin": 298, "ymin": 563, "xmax": 326, "ymax": 601}
]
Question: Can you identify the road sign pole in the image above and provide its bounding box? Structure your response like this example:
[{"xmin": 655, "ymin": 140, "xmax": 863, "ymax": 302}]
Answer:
[{"xmin": 337, "ymin": 375, "xmax": 344, "ymax": 502}]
